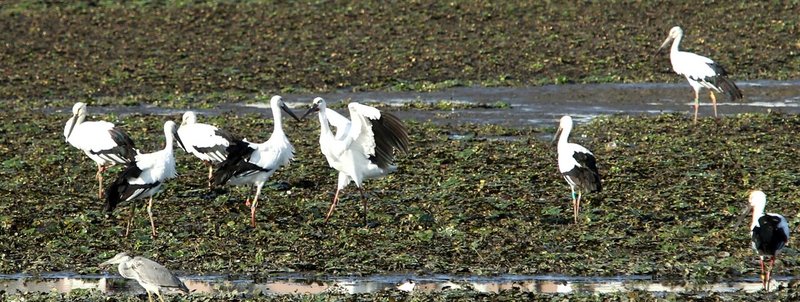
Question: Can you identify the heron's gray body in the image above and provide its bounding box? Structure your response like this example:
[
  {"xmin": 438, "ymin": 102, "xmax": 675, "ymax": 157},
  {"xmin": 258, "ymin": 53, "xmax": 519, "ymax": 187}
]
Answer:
[{"xmin": 101, "ymin": 252, "xmax": 188, "ymax": 302}]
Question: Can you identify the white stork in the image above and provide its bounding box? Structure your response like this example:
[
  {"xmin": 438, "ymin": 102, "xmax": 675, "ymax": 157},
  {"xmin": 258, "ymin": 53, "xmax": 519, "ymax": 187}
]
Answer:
[
  {"xmin": 302, "ymin": 97, "xmax": 409, "ymax": 224},
  {"xmin": 175, "ymin": 111, "xmax": 240, "ymax": 188},
  {"xmin": 64, "ymin": 102, "xmax": 137, "ymax": 198},
  {"xmin": 553, "ymin": 116, "xmax": 601, "ymax": 224},
  {"xmin": 105, "ymin": 121, "xmax": 178, "ymax": 238},
  {"xmin": 211, "ymin": 95, "xmax": 300, "ymax": 227},
  {"xmin": 745, "ymin": 190, "xmax": 789, "ymax": 291},
  {"xmin": 657, "ymin": 26, "xmax": 743, "ymax": 123}
]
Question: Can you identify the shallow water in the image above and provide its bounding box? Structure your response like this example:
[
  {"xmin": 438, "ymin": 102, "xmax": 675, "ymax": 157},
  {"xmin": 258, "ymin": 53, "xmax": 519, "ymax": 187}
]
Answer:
[
  {"xmin": 45, "ymin": 81, "xmax": 800, "ymax": 127},
  {"xmin": 0, "ymin": 273, "xmax": 791, "ymax": 296}
]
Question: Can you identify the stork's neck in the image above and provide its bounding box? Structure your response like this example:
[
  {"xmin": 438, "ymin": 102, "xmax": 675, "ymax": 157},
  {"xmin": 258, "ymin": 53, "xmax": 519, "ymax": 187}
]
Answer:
[
  {"xmin": 671, "ymin": 33, "xmax": 682, "ymax": 55},
  {"xmin": 558, "ymin": 125, "xmax": 571, "ymax": 147},
  {"xmin": 163, "ymin": 129, "xmax": 174, "ymax": 152},
  {"xmin": 317, "ymin": 107, "xmax": 333, "ymax": 138},
  {"xmin": 751, "ymin": 205, "xmax": 765, "ymax": 229},
  {"xmin": 270, "ymin": 103, "xmax": 286, "ymax": 139}
]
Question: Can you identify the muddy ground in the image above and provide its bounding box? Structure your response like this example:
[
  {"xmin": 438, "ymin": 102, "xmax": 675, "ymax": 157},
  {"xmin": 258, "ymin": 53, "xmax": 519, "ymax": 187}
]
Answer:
[{"xmin": 2, "ymin": 1, "xmax": 800, "ymax": 301}]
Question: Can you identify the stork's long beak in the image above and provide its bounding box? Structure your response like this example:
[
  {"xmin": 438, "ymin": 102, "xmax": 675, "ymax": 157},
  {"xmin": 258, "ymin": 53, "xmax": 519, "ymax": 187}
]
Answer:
[
  {"xmin": 65, "ymin": 115, "xmax": 78, "ymax": 142},
  {"xmin": 734, "ymin": 205, "xmax": 753, "ymax": 228},
  {"xmin": 280, "ymin": 103, "xmax": 301, "ymax": 122},
  {"xmin": 656, "ymin": 36, "xmax": 673, "ymax": 55},
  {"xmin": 551, "ymin": 126, "xmax": 563, "ymax": 147},
  {"xmin": 173, "ymin": 125, "xmax": 186, "ymax": 151},
  {"xmin": 301, "ymin": 103, "xmax": 320, "ymax": 120}
]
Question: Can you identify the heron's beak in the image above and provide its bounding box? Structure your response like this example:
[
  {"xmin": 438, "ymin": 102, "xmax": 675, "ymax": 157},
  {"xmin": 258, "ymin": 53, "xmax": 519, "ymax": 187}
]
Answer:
[
  {"xmin": 551, "ymin": 126, "xmax": 563, "ymax": 147},
  {"xmin": 734, "ymin": 204, "xmax": 753, "ymax": 228},
  {"xmin": 280, "ymin": 103, "xmax": 301, "ymax": 122},
  {"xmin": 99, "ymin": 259, "xmax": 113, "ymax": 267},
  {"xmin": 65, "ymin": 115, "xmax": 78, "ymax": 142},
  {"xmin": 301, "ymin": 103, "xmax": 320, "ymax": 120},
  {"xmin": 656, "ymin": 36, "xmax": 673, "ymax": 55}
]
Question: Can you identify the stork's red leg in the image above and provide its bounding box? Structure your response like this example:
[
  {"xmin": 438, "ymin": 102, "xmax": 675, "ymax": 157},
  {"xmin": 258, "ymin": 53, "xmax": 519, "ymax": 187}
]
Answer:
[
  {"xmin": 324, "ymin": 188, "xmax": 342, "ymax": 223},
  {"xmin": 760, "ymin": 258, "xmax": 766, "ymax": 290}
]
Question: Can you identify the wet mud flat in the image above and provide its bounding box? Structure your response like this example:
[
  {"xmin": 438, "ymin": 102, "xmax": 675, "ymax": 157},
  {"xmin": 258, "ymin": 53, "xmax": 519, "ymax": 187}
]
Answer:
[{"xmin": 3, "ymin": 100, "xmax": 800, "ymax": 290}]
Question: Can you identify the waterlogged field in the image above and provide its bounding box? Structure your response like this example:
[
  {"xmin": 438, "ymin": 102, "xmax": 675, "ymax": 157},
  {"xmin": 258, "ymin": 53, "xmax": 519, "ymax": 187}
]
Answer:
[{"xmin": 3, "ymin": 1, "xmax": 800, "ymax": 301}]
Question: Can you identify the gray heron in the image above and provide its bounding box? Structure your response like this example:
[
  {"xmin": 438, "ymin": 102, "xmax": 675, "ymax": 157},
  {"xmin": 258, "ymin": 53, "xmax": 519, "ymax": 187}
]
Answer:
[{"xmin": 100, "ymin": 252, "xmax": 188, "ymax": 302}]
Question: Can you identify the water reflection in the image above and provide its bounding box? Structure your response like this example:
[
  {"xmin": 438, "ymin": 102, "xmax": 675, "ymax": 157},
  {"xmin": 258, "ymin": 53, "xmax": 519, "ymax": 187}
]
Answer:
[{"xmin": 0, "ymin": 274, "xmax": 791, "ymax": 296}]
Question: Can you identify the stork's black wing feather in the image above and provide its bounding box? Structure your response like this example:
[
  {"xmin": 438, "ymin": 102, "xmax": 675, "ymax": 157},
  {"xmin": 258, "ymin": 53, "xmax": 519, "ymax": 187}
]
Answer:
[
  {"xmin": 211, "ymin": 139, "xmax": 260, "ymax": 186},
  {"xmin": 367, "ymin": 111, "xmax": 409, "ymax": 169},
  {"xmin": 568, "ymin": 151, "xmax": 602, "ymax": 193},
  {"xmin": 91, "ymin": 127, "xmax": 137, "ymax": 164},
  {"xmin": 104, "ymin": 162, "xmax": 149, "ymax": 212}
]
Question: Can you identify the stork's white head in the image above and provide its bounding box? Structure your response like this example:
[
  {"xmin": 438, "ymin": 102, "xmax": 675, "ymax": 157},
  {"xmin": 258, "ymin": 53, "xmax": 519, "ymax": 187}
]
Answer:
[
  {"xmin": 748, "ymin": 190, "xmax": 767, "ymax": 215},
  {"xmin": 302, "ymin": 97, "xmax": 327, "ymax": 120},
  {"xmin": 181, "ymin": 111, "xmax": 197, "ymax": 126},
  {"xmin": 657, "ymin": 26, "xmax": 684, "ymax": 54},
  {"xmin": 269, "ymin": 95, "xmax": 301, "ymax": 122},
  {"xmin": 99, "ymin": 252, "xmax": 132, "ymax": 266},
  {"xmin": 72, "ymin": 102, "xmax": 87, "ymax": 116},
  {"xmin": 552, "ymin": 115, "xmax": 573, "ymax": 145}
]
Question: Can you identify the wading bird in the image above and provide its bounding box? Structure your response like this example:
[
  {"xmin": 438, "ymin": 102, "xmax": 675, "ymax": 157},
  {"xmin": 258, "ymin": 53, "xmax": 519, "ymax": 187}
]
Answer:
[
  {"xmin": 105, "ymin": 121, "xmax": 178, "ymax": 238},
  {"xmin": 212, "ymin": 95, "xmax": 299, "ymax": 227},
  {"xmin": 744, "ymin": 190, "xmax": 789, "ymax": 291},
  {"xmin": 553, "ymin": 115, "xmax": 601, "ymax": 224},
  {"xmin": 302, "ymin": 97, "xmax": 409, "ymax": 224},
  {"xmin": 64, "ymin": 102, "xmax": 137, "ymax": 198},
  {"xmin": 100, "ymin": 252, "xmax": 189, "ymax": 302},
  {"xmin": 657, "ymin": 26, "xmax": 743, "ymax": 123},
  {"xmin": 175, "ymin": 111, "xmax": 239, "ymax": 188}
]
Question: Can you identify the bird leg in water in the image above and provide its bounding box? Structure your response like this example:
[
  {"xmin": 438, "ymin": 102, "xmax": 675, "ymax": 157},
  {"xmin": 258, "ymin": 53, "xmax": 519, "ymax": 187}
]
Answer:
[
  {"xmin": 360, "ymin": 187, "xmax": 368, "ymax": 225},
  {"xmin": 324, "ymin": 188, "xmax": 342, "ymax": 223},
  {"xmin": 147, "ymin": 197, "xmax": 157, "ymax": 238},
  {"xmin": 693, "ymin": 90, "xmax": 700, "ymax": 124},
  {"xmin": 125, "ymin": 204, "xmax": 137, "ymax": 237},
  {"xmin": 250, "ymin": 184, "xmax": 263, "ymax": 227},
  {"xmin": 709, "ymin": 91, "xmax": 718, "ymax": 118}
]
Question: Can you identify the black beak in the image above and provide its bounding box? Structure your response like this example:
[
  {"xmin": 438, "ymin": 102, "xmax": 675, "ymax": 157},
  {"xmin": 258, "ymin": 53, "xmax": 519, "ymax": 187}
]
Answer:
[
  {"xmin": 655, "ymin": 36, "xmax": 672, "ymax": 56},
  {"xmin": 301, "ymin": 103, "xmax": 320, "ymax": 120},
  {"xmin": 65, "ymin": 114, "xmax": 78, "ymax": 141},
  {"xmin": 734, "ymin": 205, "xmax": 753, "ymax": 228},
  {"xmin": 280, "ymin": 103, "xmax": 301, "ymax": 122}
]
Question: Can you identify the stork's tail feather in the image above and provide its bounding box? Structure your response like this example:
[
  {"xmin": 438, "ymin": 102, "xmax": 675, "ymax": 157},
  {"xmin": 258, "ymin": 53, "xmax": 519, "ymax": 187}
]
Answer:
[
  {"xmin": 211, "ymin": 139, "xmax": 252, "ymax": 187},
  {"xmin": 104, "ymin": 175, "xmax": 126, "ymax": 212},
  {"xmin": 717, "ymin": 76, "xmax": 743, "ymax": 102}
]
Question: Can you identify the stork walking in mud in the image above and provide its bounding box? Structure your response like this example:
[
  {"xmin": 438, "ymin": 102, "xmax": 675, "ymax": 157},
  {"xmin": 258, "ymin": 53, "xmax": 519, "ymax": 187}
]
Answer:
[
  {"xmin": 212, "ymin": 95, "xmax": 300, "ymax": 227},
  {"xmin": 554, "ymin": 115, "xmax": 601, "ymax": 224},
  {"xmin": 744, "ymin": 190, "xmax": 789, "ymax": 291},
  {"xmin": 64, "ymin": 102, "xmax": 137, "ymax": 199},
  {"xmin": 657, "ymin": 26, "xmax": 742, "ymax": 123},
  {"xmin": 302, "ymin": 97, "xmax": 409, "ymax": 225}
]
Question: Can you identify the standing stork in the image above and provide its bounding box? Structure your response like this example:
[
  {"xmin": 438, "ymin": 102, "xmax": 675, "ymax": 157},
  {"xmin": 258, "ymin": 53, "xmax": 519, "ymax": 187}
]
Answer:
[
  {"xmin": 175, "ymin": 111, "xmax": 240, "ymax": 188},
  {"xmin": 553, "ymin": 116, "xmax": 601, "ymax": 224},
  {"xmin": 211, "ymin": 95, "xmax": 300, "ymax": 227},
  {"xmin": 64, "ymin": 102, "xmax": 137, "ymax": 199},
  {"xmin": 744, "ymin": 190, "xmax": 789, "ymax": 291},
  {"xmin": 302, "ymin": 97, "xmax": 409, "ymax": 224},
  {"xmin": 105, "ymin": 121, "xmax": 178, "ymax": 238},
  {"xmin": 657, "ymin": 26, "xmax": 743, "ymax": 123}
]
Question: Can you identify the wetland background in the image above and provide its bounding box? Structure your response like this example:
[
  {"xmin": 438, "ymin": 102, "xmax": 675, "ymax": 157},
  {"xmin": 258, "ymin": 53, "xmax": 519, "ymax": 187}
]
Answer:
[{"xmin": 2, "ymin": 1, "xmax": 800, "ymax": 301}]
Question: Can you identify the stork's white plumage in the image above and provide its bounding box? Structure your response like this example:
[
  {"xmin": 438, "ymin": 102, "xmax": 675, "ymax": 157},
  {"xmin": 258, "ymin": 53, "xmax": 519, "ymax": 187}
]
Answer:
[
  {"xmin": 554, "ymin": 116, "xmax": 601, "ymax": 224},
  {"xmin": 745, "ymin": 190, "xmax": 789, "ymax": 291},
  {"xmin": 212, "ymin": 95, "xmax": 299, "ymax": 227},
  {"xmin": 105, "ymin": 121, "xmax": 179, "ymax": 238},
  {"xmin": 64, "ymin": 102, "xmax": 137, "ymax": 199},
  {"xmin": 302, "ymin": 97, "xmax": 409, "ymax": 224},
  {"xmin": 657, "ymin": 26, "xmax": 743, "ymax": 123},
  {"xmin": 176, "ymin": 111, "xmax": 239, "ymax": 188}
]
